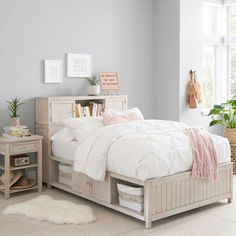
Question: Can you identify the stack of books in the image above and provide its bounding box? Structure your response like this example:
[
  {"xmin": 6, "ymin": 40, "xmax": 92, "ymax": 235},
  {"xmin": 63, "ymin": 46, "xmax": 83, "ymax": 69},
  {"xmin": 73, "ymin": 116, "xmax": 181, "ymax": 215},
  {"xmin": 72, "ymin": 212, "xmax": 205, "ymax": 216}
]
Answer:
[
  {"xmin": 2, "ymin": 126, "xmax": 31, "ymax": 137},
  {"xmin": 75, "ymin": 102, "xmax": 104, "ymax": 117}
]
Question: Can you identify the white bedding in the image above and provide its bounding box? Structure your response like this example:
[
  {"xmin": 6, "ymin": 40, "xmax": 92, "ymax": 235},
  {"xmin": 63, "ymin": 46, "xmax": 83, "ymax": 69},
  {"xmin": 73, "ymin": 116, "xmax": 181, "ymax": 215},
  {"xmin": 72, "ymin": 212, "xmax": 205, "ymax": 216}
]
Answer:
[
  {"xmin": 52, "ymin": 140, "xmax": 78, "ymax": 161},
  {"xmin": 74, "ymin": 120, "xmax": 231, "ymax": 181}
]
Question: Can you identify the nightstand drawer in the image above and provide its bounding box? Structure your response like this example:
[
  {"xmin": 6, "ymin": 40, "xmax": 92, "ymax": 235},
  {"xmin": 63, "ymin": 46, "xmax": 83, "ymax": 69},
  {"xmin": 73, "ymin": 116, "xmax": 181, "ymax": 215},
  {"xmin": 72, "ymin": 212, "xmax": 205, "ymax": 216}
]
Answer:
[
  {"xmin": 10, "ymin": 142, "xmax": 38, "ymax": 154},
  {"xmin": 0, "ymin": 143, "xmax": 5, "ymax": 154}
]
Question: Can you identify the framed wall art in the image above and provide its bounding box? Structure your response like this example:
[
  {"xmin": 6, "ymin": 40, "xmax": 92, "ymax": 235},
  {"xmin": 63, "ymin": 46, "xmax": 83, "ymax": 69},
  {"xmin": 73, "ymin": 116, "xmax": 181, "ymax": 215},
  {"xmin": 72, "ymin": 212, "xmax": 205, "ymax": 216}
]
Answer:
[
  {"xmin": 67, "ymin": 53, "xmax": 92, "ymax": 77},
  {"xmin": 44, "ymin": 60, "xmax": 62, "ymax": 83}
]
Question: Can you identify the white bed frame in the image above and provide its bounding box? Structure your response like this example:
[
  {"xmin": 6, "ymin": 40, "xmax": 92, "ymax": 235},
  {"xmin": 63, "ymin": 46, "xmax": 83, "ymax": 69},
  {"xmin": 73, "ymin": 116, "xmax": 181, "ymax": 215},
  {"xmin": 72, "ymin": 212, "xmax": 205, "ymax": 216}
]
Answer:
[{"xmin": 35, "ymin": 96, "xmax": 233, "ymax": 228}]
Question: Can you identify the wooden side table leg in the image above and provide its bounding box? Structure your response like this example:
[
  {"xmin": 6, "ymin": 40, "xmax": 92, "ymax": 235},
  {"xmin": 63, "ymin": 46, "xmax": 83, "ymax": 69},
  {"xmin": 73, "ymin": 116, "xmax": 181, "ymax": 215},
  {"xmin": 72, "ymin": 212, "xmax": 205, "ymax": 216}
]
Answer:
[
  {"xmin": 4, "ymin": 145, "xmax": 10, "ymax": 199},
  {"xmin": 37, "ymin": 140, "xmax": 42, "ymax": 192}
]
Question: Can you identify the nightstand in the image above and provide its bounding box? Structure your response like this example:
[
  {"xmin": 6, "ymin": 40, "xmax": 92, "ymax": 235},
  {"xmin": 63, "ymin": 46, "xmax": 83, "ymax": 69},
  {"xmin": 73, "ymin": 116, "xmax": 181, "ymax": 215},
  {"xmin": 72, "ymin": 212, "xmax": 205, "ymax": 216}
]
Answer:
[{"xmin": 0, "ymin": 135, "xmax": 43, "ymax": 199}]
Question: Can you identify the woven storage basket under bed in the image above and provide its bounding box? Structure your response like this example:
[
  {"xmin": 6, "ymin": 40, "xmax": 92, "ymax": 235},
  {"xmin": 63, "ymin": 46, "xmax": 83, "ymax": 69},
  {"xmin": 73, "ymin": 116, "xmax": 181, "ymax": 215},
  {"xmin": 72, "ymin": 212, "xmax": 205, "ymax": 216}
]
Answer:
[{"xmin": 230, "ymin": 143, "xmax": 236, "ymax": 174}]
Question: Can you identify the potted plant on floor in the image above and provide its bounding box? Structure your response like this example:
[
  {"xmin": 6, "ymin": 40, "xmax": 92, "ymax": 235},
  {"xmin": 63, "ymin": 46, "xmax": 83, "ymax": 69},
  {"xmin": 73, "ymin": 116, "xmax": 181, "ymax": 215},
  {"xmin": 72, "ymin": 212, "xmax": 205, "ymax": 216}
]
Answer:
[
  {"xmin": 86, "ymin": 76, "xmax": 100, "ymax": 96},
  {"xmin": 6, "ymin": 97, "xmax": 24, "ymax": 127},
  {"xmin": 208, "ymin": 97, "xmax": 236, "ymax": 143}
]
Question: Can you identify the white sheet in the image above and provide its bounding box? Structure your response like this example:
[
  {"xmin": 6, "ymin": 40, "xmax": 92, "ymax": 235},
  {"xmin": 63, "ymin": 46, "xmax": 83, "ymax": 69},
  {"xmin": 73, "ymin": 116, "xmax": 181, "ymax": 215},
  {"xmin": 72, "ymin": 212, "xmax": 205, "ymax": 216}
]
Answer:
[
  {"xmin": 74, "ymin": 120, "xmax": 231, "ymax": 181},
  {"xmin": 52, "ymin": 140, "xmax": 78, "ymax": 161}
]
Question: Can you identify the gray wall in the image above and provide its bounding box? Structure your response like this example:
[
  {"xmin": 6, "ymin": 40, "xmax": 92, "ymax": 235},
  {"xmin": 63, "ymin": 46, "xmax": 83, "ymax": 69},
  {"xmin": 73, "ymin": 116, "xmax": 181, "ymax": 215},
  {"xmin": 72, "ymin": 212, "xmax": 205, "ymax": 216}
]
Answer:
[
  {"xmin": 179, "ymin": 0, "xmax": 222, "ymax": 134},
  {"xmin": 0, "ymin": 0, "xmax": 221, "ymax": 134},
  {"xmin": 154, "ymin": 0, "xmax": 180, "ymax": 121},
  {"xmin": 0, "ymin": 0, "xmax": 154, "ymax": 132},
  {"xmin": 179, "ymin": 0, "xmax": 206, "ymax": 126},
  {"xmin": 153, "ymin": 0, "xmax": 220, "ymax": 134}
]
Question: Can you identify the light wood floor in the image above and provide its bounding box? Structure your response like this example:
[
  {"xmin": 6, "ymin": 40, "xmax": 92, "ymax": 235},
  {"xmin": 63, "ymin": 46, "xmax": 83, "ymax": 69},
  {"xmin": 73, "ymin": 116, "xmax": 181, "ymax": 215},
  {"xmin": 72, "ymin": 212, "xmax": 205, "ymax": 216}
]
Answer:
[{"xmin": 1, "ymin": 177, "xmax": 236, "ymax": 236}]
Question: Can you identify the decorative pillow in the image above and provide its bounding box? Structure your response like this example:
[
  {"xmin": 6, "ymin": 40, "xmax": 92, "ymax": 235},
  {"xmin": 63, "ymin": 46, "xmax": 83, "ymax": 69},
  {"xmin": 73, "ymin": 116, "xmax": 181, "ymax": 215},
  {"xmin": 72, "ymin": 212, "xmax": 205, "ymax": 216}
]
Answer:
[
  {"xmin": 64, "ymin": 117, "xmax": 104, "ymax": 143},
  {"xmin": 102, "ymin": 108, "xmax": 144, "ymax": 126},
  {"xmin": 105, "ymin": 107, "xmax": 144, "ymax": 117},
  {"xmin": 50, "ymin": 128, "xmax": 74, "ymax": 142}
]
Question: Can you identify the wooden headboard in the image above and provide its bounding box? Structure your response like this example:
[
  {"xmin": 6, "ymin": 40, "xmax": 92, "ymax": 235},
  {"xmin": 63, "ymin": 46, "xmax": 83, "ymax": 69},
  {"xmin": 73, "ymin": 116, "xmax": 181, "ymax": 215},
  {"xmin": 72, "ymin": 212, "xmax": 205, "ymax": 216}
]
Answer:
[{"xmin": 35, "ymin": 95, "xmax": 128, "ymax": 183}]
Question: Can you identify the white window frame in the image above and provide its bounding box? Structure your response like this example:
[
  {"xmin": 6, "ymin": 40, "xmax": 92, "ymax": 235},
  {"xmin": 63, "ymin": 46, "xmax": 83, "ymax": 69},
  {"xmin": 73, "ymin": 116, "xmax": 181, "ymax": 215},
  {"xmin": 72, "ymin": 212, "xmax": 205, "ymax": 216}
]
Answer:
[
  {"xmin": 226, "ymin": 4, "xmax": 236, "ymax": 97},
  {"xmin": 203, "ymin": 0, "xmax": 236, "ymax": 110}
]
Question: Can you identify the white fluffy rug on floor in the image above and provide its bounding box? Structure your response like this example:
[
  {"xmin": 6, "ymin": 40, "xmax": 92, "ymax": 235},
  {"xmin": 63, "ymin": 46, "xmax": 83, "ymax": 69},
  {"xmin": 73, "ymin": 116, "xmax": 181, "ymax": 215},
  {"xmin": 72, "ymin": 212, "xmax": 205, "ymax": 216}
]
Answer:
[{"xmin": 3, "ymin": 195, "xmax": 96, "ymax": 224}]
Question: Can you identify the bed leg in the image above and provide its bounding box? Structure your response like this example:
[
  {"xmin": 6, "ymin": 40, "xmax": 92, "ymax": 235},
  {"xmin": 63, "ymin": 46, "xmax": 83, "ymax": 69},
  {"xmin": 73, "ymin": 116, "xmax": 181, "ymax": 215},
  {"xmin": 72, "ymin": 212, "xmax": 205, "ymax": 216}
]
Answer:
[
  {"xmin": 145, "ymin": 220, "xmax": 152, "ymax": 229},
  {"xmin": 144, "ymin": 181, "xmax": 152, "ymax": 229},
  {"xmin": 228, "ymin": 167, "xmax": 233, "ymax": 204}
]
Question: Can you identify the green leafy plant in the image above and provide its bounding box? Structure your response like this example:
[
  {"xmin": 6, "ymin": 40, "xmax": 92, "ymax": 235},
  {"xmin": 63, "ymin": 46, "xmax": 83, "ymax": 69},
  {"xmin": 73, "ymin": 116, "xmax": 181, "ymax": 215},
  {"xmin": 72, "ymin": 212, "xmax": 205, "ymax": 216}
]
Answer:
[
  {"xmin": 208, "ymin": 97, "xmax": 236, "ymax": 128},
  {"xmin": 6, "ymin": 97, "xmax": 24, "ymax": 118},
  {"xmin": 86, "ymin": 76, "xmax": 100, "ymax": 86}
]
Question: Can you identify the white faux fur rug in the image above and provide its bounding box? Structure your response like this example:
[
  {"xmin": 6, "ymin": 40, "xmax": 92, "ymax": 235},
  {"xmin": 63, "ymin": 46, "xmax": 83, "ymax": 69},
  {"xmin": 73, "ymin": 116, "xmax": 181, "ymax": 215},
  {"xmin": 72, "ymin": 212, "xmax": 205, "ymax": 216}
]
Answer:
[{"xmin": 3, "ymin": 195, "xmax": 96, "ymax": 225}]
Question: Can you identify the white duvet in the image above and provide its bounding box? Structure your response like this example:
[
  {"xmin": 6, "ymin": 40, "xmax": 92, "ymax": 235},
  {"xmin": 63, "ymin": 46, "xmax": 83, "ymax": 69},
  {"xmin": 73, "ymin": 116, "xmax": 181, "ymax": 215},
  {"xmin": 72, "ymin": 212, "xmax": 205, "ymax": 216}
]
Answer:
[{"xmin": 74, "ymin": 120, "xmax": 231, "ymax": 181}]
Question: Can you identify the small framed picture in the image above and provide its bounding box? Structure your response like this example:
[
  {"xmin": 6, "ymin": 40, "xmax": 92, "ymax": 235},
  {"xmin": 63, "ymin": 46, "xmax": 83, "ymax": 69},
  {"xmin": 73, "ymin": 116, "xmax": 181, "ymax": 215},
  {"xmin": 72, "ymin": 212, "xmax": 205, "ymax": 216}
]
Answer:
[
  {"xmin": 67, "ymin": 54, "xmax": 92, "ymax": 77},
  {"xmin": 100, "ymin": 72, "xmax": 120, "ymax": 93},
  {"xmin": 44, "ymin": 60, "xmax": 62, "ymax": 83}
]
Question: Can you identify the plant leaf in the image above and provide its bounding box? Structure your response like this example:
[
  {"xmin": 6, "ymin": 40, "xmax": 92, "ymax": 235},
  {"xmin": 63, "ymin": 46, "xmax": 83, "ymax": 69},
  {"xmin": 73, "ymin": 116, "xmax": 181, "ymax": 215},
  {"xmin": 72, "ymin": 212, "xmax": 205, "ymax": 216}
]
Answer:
[
  {"xmin": 208, "ymin": 108, "xmax": 221, "ymax": 116},
  {"xmin": 209, "ymin": 120, "xmax": 223, "ymax": 127},
  {"xmin": 6, "ymin": 97, "xmax": 24, "ymax": 117},
  {"xmin": 224, "ymin": 113, "xmax": 230, "ymax": 120}
]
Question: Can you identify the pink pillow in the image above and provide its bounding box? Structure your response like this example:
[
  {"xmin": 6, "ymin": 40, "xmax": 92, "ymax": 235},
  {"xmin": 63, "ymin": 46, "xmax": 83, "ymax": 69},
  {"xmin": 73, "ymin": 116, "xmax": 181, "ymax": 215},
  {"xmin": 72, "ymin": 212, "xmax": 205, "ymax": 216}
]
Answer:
[{"xmin": 102, "ymin": 111, "xmax": 144, "ymax": 125}]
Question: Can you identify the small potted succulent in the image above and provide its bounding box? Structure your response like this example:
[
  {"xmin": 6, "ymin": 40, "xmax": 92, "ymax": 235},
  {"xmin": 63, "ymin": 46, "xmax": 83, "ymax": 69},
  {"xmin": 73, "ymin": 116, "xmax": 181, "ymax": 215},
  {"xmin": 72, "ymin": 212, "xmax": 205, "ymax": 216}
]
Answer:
[
  {"xmin": 6, "ymin": 97, "xmax": 24, "ymax": 127},
  {"xmin": 86, "ymin": 76, "xmax": 100, "ymax": 96},
  {"xmin": 208, "ymin": 97, "xmax": 236, "ymax": 143}
]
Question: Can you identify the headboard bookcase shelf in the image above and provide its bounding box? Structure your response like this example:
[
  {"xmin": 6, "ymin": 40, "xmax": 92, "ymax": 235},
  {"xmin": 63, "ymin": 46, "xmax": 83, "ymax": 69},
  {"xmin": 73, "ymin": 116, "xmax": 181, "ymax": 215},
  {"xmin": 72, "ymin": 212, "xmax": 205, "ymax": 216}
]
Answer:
[{"xmin": 35, "ymin": 95, "xmax": 128, "ymax": 183}]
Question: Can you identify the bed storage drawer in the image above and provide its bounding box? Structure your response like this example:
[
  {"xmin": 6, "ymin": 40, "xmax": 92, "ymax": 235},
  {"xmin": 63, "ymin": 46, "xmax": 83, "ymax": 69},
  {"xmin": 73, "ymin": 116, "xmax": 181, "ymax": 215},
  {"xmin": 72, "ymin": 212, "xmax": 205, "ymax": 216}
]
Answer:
[
  {"xmin": 90, "ymin": 177, "xmax": 111, "ymax": 203},
  {"xmin": 72, "ymin": 171, "xmax": 111, "ymax": 203},
  {"xmin": 58, "ymin": 163, "xmax": 72, "ymax": 188},
  {"xmin": 72, "ymin": 172, "xmax": 90, "ymax": 196}
]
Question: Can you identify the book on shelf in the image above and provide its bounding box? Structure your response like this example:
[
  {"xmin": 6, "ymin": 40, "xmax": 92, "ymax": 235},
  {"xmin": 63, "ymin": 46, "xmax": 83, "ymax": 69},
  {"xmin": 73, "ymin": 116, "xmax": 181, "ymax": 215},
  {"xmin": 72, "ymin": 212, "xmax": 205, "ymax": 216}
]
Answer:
[
  {"xmin": 83, "ymin": 106, "xmax": 91, "ymax": 117},
  {"xmin": 97, "ymin": 103, "xmax": 104, "ymax": 116},
  {"xmin": 75, "ymin": 102, "xmax": 104, "ymax": 117},
  {"xmin": 75, "ymin": 104, "xmax": 83, "ymax": 117},
  {"xmin": 92, "ymin": 103, "xmax": 98, "ymax": 116}
]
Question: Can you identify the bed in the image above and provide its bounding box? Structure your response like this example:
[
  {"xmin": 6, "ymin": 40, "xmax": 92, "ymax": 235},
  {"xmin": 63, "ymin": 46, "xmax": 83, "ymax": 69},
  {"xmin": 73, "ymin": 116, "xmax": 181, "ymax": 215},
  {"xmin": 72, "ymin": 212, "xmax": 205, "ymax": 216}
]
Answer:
[
  {"xmin": 36, "ymin": 96, "xmax": 233, "ymax": 229},
  {"xmin": 52, "ymin": 139, "xmax": 78, "ymax": 162},
  {"xmin": 50, "ymin": 119, "xmax": 233, "ymax": 228}
]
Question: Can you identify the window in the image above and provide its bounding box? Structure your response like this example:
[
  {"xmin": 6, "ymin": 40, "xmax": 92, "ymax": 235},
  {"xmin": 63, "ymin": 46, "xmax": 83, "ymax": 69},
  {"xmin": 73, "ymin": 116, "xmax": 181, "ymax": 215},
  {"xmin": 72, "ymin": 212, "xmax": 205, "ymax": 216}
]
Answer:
[
  {"xmin": 202, "ymin": 1, "xmax": 236, "ymax": 109},
  {"xmin": 203, "ymin": 4, "xmax": 218, "ymax": 35},
  {"xmin": 229, "ymin": 6, "xmax": 236, "ymax": 36},
  {"xmin": 229, "ymin": 47, "xmax": 236, "ymax": 95},
  {"xmin": 202, "ymin": 46, "xmax": 215, "ymax": 109}
]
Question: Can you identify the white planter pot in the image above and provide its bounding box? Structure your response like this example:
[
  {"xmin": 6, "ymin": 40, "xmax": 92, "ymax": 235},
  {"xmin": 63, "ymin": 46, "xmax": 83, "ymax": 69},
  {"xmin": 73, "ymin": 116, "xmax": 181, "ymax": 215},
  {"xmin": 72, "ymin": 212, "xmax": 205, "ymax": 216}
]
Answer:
[
  {"xmin": 88, "ymin": 85, "xmax": 100, "ymax": 96},
  {"xmin": 10, "ymin": 117, "xmax": 20, "ymax": 127}
]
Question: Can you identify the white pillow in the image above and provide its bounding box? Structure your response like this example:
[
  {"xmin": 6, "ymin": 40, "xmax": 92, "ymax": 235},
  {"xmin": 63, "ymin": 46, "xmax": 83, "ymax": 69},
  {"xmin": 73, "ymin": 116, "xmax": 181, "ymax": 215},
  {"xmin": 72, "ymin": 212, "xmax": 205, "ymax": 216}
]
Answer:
[
  {"xmin": 64, "ymin": 117, "xmax": 104, "ymax": 143},
  {"xmin": 105, "ymin": 107, "xmax": 144, "ymax": 119},
  {"xmin": 50, "ymin": 128, "xmax": 74, "ymax": 142}
]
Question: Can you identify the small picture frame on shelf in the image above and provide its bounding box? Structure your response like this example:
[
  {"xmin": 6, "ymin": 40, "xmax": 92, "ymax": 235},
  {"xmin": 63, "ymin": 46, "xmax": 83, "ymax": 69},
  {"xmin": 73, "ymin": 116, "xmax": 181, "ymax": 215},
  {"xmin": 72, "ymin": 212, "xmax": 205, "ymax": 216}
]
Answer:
[
  {"xmin": 67, "ymin": 53, "xmax": 92, "ymax": 78},
  {"xmin": 44, "ymin": 60, "xmax": 62, "ymax": 83},
  {"xmin": 100, "ymin": 72, "xmax": 120, "ymax": 95}
]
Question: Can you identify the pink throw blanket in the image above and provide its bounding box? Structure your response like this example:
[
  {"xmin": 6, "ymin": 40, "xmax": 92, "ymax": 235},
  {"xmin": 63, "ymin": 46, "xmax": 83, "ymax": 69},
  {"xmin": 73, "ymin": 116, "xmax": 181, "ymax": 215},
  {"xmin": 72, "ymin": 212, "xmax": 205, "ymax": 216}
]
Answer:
[{"xmin": 185, "ymin": 128, "xmax": 218, "ymax": 181}]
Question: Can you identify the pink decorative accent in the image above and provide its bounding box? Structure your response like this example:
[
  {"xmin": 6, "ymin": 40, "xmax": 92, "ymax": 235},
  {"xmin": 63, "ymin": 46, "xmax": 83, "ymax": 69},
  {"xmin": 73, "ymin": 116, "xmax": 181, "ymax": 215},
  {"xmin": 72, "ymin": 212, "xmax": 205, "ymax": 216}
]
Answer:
[
  {"xmin": 102, "ymin": 111, "xmax": 144, "ymax": 125},
  {"xmin": 185, "ymin": 128, "xmax": 218, "ymax": 181}
]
